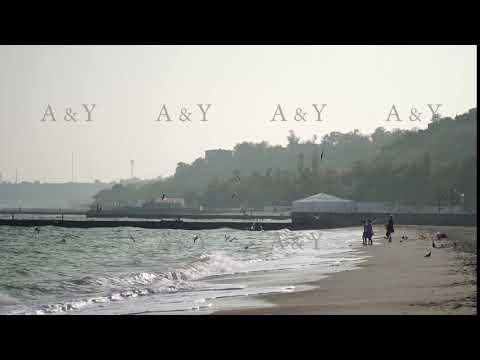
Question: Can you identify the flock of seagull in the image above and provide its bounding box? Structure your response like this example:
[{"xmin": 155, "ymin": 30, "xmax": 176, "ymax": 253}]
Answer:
[
  {"xmin": 34, "ymin": 224, "xmax": 454, "ymax": 257},
  {"xmin": 381, "ymin": 230, "xmax": 453, "ymax": 259},
  {"xmin": 401, "ymin": 231, "xmax": 451, "ymax": 258},
  {"xmin": 33, "ymin": 225, "xmax": 259, "ymax": 251}
]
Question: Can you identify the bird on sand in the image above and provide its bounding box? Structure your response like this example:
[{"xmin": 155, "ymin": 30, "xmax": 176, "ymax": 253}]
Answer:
[
  {"xmin": 320, "ymin": 148, "xmax": 324, "ymax": 160},
  {"xmin": 225, "ymin": 234, "xmax": 230, "ymax": 242},
  {"xmin": 424, "ymin": 250, "xmax": 431, "ymax": 258},
  {"xmin": 193, "ymin": 235, "xmax": 199, "ymax": 243},
  {"xmin": 161, "ymin": 193, "xmax": 167, "ymax": 200},
  {"xmin": 432, "ymin": 240, "xmax": 436, "ymax": 248},
  {"xmin": 129, "ymin": 235, "xmax": 135, "ymax": 242},
  {"xmin": 34, "ymin": 227, "xmax": 40, "ymax": 233}
]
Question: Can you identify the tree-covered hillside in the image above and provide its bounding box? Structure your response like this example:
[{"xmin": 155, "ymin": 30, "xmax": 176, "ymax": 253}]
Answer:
[{"xmin": 93, "ymin": 108, "xmax": 477, "ymax": 212}]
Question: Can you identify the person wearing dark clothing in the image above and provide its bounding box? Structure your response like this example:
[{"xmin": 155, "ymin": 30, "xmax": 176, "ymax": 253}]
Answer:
[
  {"xmin": 365, "ymin": 219, "xmax": 374, "ymax": 245},
  {"xmin": 386, "ymin": 215, "xmax": 394, "ymax": 242},
  {"xmin": 361, "ymin": 220, "xmax": 367, "ymax": 245}
]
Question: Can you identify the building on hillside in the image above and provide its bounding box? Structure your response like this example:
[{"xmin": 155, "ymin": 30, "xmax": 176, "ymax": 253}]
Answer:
[{"xmin": 205, "ymin": 149, "xmax": 233, "ymax": 164}]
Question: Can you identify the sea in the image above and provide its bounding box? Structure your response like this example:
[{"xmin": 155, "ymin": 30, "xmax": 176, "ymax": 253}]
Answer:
[{"xmin": 0, "ymin": 218, "xmax": 369, "ymax": 315}]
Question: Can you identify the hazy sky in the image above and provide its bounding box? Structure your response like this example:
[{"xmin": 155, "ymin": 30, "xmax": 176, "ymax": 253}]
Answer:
[{"xmin": 0, "ymin": 45, "xmax": 476, "ymax": 183}]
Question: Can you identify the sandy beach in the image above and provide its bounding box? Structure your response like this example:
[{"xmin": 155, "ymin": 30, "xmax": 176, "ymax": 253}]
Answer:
[{"xmin": 215, "ymin": 226, "xmax": 477, "ymax": 315}]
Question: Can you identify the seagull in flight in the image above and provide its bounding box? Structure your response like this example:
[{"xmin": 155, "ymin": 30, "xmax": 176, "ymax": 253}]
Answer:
[
  {"xmin": 60, "ymin": 234, "xmax": 80, "ymax": 242},
  {"xmin": 244, "ymin": 241, "xmax": 255, "ymax": 250}
]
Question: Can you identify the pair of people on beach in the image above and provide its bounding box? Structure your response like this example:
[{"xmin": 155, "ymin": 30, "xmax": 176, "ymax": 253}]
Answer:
[
  {"xmin": 362, "ymin": 219, "xmax": 374, "ymax": 245},
  {"xmin": 362, "ymin": 215, "xmax": 395, "ymax": 245}
]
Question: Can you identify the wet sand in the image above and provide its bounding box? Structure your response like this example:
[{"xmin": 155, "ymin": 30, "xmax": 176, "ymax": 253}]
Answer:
[{"xmin": 215, "ymin": 226, "xmax": 477, "ymax": 315}]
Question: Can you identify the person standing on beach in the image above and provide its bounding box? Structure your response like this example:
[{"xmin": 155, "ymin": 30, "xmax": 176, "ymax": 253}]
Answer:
[
  {"xmin": 365, "ymin": 219, "xmax": 374, "ymax": 245},
  {"xmin": 386, "ymin": 215, "xmax": 394, "ymax": 242},
  {"xmin": 361, "ymin": 220, "xmax": 367, "ymax": 245}
]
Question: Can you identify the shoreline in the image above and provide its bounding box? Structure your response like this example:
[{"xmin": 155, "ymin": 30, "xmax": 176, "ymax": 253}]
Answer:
[{"xmin": 213, "ymin": 226, "xmax": 477, "ymax": 315}]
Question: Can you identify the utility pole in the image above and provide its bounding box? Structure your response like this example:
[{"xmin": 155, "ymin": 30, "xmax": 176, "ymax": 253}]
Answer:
[{"xmin": 15, "ymin": 168, "xmax": 18, "ymax": 184}]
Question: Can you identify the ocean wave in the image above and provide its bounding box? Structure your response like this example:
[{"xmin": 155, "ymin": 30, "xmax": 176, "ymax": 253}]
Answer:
[
  {"xmin": 12, "ymin": 229, "xmax": 363, "ymax": 315},
  {"xmin": 20, "ymin": 252, "xmax": 241, "ymax": 314}
]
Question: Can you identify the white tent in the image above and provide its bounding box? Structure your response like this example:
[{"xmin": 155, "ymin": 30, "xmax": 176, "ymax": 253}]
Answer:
[{"xmin": 292, "ymin": 193, "xmax": 356, "ymax": 213}]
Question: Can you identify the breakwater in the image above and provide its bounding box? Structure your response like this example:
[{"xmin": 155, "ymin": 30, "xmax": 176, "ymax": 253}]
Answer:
[
  {"xmin": 0, "ymin": 219, "xmax": 298, "ymax": 231},
  {"xmin": 85, "ymin": 209, "xmax": 289, "ymax": 220}
]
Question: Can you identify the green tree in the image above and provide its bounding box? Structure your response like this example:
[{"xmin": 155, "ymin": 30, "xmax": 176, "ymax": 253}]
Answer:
[{"xmin": 287, "ymin": 130, "xmax": 300, "ymax": 146}]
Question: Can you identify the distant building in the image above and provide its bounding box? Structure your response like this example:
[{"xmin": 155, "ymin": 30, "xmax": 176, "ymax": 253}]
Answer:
[
  {"xmin": 0, "ymin": 182, "xmax": 112, "ymax": 209},
  {"xmin": 146, "ymin": 197, "xmax": 185, "ymax": 208},
  {"xmin": 292, "ymin": 193, "xmax": 356, "ymax": 213},
  {"xmin": 205, "ymin": 149, "xmax": 233, "ymax": 164},
  {"xmin": 124, "ymin": 200, "xmax": 144, "ymax": 208}
]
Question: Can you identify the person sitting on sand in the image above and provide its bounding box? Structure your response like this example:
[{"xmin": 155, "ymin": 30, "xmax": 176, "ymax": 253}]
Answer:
[
  {"xmin": 361, "ymin": 220, "xmax": 367, "ymax": 245},
  {"xmin": 386, "ymin": 215, "xmax": 394, "ymax": 243},
  {"xmin": 365, "ymin": 219, "xmax": 374, "ymax": 245}
]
